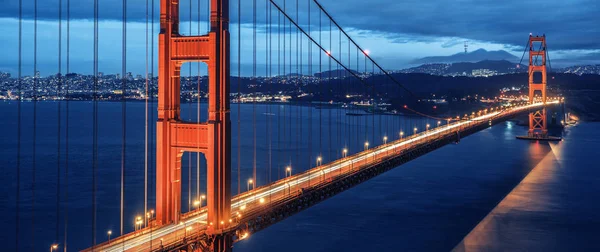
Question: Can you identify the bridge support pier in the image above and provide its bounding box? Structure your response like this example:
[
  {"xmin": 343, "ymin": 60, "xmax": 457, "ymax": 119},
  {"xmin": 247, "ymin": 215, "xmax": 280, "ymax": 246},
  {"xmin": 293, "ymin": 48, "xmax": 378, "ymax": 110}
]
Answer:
[{"xmin": 211, "ymin": 233, "xmax": 233, "ymax": 252}]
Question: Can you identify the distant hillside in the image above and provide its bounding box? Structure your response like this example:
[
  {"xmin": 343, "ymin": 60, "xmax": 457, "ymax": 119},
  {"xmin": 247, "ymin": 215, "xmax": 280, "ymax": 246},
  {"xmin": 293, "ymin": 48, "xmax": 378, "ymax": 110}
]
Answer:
[
  {"xmin": 411, "ymin": 48, "xmax": 519, "ymax": 64},
  {"xmin": 400, "ymin": 60, "xmax": 526, "ymax": 76}
]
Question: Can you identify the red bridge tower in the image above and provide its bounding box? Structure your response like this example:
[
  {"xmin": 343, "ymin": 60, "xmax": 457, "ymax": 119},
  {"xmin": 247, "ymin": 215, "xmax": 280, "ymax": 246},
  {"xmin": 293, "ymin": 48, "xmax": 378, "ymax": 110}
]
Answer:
[
  {"xmin": 527, "ymin": 35, "xmax": 548, "ymax": 138},
  {"xmin": 156, "ymin": 0, "xmax": 232, "ymax": 250}
]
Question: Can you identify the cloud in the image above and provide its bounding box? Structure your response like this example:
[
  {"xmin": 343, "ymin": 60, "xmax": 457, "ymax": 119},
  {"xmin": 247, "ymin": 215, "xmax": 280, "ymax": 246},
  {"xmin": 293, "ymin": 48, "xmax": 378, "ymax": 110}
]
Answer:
[{"xmin": 3, "ymin": 0, "xmax": 599, "ymax": 52}]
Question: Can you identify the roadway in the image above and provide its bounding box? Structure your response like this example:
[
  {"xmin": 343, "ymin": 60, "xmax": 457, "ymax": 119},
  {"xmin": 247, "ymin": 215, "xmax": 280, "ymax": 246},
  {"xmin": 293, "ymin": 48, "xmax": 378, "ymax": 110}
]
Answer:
[{"xmin": 88, "ymin": 101, "xmax": 558, "ymax": 252}]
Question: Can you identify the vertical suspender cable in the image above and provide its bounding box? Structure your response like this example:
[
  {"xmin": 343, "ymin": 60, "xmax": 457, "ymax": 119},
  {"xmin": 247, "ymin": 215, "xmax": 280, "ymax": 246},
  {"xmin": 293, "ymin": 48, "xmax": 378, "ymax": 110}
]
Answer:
[
  {"xmin": 16, "ymin": 0, "xmax": 22, "ymax": 250},
  {"xmin": 121, "ymin": 1, "xmax": 127, "ymax": 245},
  {"xmin": 318, "ymin": 10, "xmax": 322, "ymax": 161},
  {"xmin": 307, "ymin": 0, "xmax": 311, "ymax": 186},
  {"xmin": 237, "ymin": 0, "xmax": 241, "ymax": 195},
  {"xmin": 144, "ymin": 0, "xmax": 149, "ymax": 227},
  {"xmin": 328, "ymin": 19, "xmax": 332, "ymax": 160},
  {"xmin": 64, "ymin": 0, "xmax": 70, "ymax": 249},
  {"xmin": 32, "ymin": 0, "xmax": 38, "ymax": 249},
  {"xmin": 295, "ymin": 0, "xmax": 299, "ymax": 172},
  {"xmin": 149, "ymin": 0, "xmax": 155, "ymax": 247},
  {"xmin": 253, "ymin": 0, "xmax": 257, "ymax": 186},
  {"xmin": 92, "ymin": 0, "xmax": 98, "ymax": 247},
  {"xmin": 298, "ymin": 0, "xmax": 303, "ymax": 175},
  {"xmin": 120, "ymin": 0, "xmax": 127, "ymax": 241},
  {"xmin": 277, "ymin": 10, "xmax": 281, "ymax": 180},
  {"xmin": 338, "ymin": 28, "xmax": 341, "ymax": 158},
  {"xmin": 196, "ymin": 0, "xmax": 201, "ymax": 203},
  {"xmin": 347, "ymin": 36, "xmax": 351, "ymax": 152},
  {"xmin": 283, "ymin": 0, "xmax": 287, "ymax": 173},
  {"xmin": 371, "ymin": 61, "xmax": 374, "ymax": 144},
  {"xmin": 56, "ymin": 0, "xmax": 63, "ymax": 243},
  {"xmin": 187, "ymin": 0, "xmax": 192, "ymax": 213},
  {"xmin": 288, "ymin": 0, "xmax": 292, "ymax": 167},
  {"xmin": 267, "ymin": 0, "xmax": 271, "ymax": 185}
]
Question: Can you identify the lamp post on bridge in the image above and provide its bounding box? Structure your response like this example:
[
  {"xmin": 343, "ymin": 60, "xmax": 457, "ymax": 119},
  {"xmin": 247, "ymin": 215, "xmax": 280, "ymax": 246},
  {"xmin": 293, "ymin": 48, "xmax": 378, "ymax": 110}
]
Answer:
[
  {"xmin": 247, "ymin": 179, "xmax": 253, "ymax": 192},
  {"xmin": 145, "ymin": 209, "xmax": 154, "ymax": 228},
  {"xmin": 343, "ymin": 148, "xmax": 353, "ymax": 171},
  {"xmin": 383, "ymin": 136, "xmax": 389, "ymax": 155},
  {"xmin": 50, "ymin": 244, "xmax": 58, "ymax": 252},
  {"xmin": 193, "ymin": 194, "xmax": 206, "ymax": 209},
  {"xmin": 134, "ymin": 216, "xmax": 143, "ymax": 231},
  {"xmin": 286, "ymin": 166, "xmax": 292, "ymax": 195},
  {"xmin": 317, "ymin": 156, "xmax": 323, "ymax": 182},
  {"xmin": 107, "ymin": 230, "xmax": 112, "ymax": 243}
]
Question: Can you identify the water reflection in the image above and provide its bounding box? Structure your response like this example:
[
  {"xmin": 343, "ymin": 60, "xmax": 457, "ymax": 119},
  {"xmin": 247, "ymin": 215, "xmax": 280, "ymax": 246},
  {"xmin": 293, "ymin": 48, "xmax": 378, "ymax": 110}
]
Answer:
[{"xmin": 453, "ymin": 141, "xmax": 562, "ymax": 252}]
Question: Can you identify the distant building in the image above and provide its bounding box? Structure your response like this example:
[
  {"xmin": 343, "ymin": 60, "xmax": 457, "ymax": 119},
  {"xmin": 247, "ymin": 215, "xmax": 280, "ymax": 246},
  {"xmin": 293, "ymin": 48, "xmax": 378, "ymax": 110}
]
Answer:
[{"xmin": 471, "ymin": 69, "xmax": 497, "ymax": 77}]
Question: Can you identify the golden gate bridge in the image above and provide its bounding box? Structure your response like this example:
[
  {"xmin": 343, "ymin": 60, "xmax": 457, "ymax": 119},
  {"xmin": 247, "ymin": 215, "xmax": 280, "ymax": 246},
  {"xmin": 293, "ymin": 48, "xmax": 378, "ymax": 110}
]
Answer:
[{"xmin": 8, "ymin": 0, "xmax": 561, "ymax": 251}]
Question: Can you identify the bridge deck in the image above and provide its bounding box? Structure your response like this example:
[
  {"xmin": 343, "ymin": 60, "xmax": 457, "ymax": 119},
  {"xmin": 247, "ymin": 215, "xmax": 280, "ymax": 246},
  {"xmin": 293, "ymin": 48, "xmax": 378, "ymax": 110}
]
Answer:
[{"xmin": 84, "ymin": 101, "xmax": 559, "ymax": 252}]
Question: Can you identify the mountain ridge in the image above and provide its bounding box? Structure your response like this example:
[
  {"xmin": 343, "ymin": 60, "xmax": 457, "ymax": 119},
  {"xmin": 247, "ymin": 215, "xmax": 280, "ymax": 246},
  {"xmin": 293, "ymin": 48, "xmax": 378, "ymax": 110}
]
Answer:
[{"xmin": 411, "ymin": 48, "xmax": 519, "ymax": 64}]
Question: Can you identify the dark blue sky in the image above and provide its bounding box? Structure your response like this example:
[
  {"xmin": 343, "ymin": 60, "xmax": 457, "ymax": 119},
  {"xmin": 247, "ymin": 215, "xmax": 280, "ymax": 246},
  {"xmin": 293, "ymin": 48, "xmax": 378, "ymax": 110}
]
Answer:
[{"xmin": 1, "ymin": 0, "xmax": 598, "ymax": 76}]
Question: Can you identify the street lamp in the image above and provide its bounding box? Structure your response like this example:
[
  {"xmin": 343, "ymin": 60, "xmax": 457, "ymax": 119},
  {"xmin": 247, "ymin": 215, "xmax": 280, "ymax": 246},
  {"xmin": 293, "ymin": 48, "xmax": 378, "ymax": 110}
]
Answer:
[
  {"xmin": 414, "ymin": 127, "xmax": 417, "ymax": 135},
  {"xmin": 193, "ymin": 194, "xmax": 205, "ymax": 209},
  {"xmin": 400, "ymin": 131, "xmax": 404, "ymax": 140},
  {"xmin": 383, "ymin": 136, "xmax": 388, "ymax": 144},
  {"xmin": 286, "ymin": 166, "xmax": 292, "ymax": 178},
  {"xmin": 426, "ymin": 124, "xmax": 430, "ymax": 131},
  {"xmin": 317, "ymin": 156, "xmax": 323, "ymax": 182},
  {"xmin": 342, "ymin": 148, "xmax": 348, "ymax": 158},
  {"xmin": 364, "ymin": 141, "xmax": 369, "ymax": 150},
  {"xmin": 437, "ymin": 121, "xmax": 441, "ymax": 127},
  {"xmin": 247, "ymin": 179, "xmax": 253, "ymax": 192},
  {"xmin": 50, "ymin": 244, "xmax": 58, "ymax": 252},
  {"xmin": 135, "ymin": 216, "xmax": 143, "ymax": 231},
  {"xmin": 107, "ymin": 230, "xmax": 112, "ymax": 243}
]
